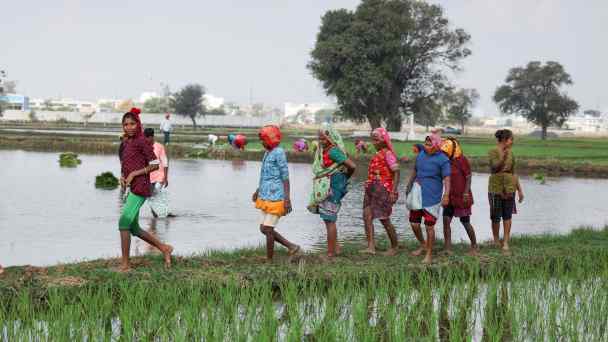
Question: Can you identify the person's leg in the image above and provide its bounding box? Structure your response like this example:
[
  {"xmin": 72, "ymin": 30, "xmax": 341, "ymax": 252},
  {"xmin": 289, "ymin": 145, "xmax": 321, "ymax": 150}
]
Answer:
[
  {"xmin": 502, "ymin": 219, "xmax": 512, "ymax": 253},
  {"xmin": 443, "ymin": 216, "xmax": 453, "ymax": 254},
  {"xmin": 325, "ymin": 220, "xmax": 338, "ymax": 257},
  {"xmin": 410, "ymin": 210, "xmax": 426, "ymax": 256},
  {"xmin": 271, "ymin": 230, "xmax": 300, "ymax": 254},
  {"xmin": 259, "ymin": 224, "xmax": 275, "ymax": 260},
  {"xmin": 423, "ymin": 224, "xmax": 436, "ymax": 264},
  {"xmin": 379, "ymin": 219, "xmax": 399, "ymax": 256},
  {"xmin": 361, "ymin": 207, "xmax": 376, "ymax": 254},
  {"xmin": 120, "ymin": 231, "xmax": 131, "ymax": 271},
  {"xmin": 0, "ymin": 264, "xmax": 3, "ymax": 275},
  {"xmin": 460, "ymin": 217, "xmax": 479, "ymax": 255},
  {"xmin": 133, "ymin": 229, "xmax": 174, "ymax": 267}
]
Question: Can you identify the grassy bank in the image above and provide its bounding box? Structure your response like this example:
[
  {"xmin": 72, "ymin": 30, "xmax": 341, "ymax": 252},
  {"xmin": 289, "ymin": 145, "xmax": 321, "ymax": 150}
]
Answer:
[
  {"xmin": 2, "ymin": 125, "xmax": 608, "ymax": 177},
  {"xmin": 1, "ymin": 229, "xmax": 607, "ymax": 340}
]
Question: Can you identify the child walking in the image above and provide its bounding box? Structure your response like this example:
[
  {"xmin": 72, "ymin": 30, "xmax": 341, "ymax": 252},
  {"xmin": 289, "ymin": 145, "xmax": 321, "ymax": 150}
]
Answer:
[
  {"xmin": 118, "ymin": 108, "xmax": 173, "ymax": 272},
  {"xmin": 252, "ymin": 125, "xmax": 300, "ymax": 261},
  {"xmin": 361, "ymin": 128, "xmax": 400, "ymax": 256}
]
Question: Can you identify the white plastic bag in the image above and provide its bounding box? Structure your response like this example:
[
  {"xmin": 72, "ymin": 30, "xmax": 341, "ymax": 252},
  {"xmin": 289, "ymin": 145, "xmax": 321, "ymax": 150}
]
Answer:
[{"xmin": 406, "ymin": 182, "xmax": 423, "ymax": 210}]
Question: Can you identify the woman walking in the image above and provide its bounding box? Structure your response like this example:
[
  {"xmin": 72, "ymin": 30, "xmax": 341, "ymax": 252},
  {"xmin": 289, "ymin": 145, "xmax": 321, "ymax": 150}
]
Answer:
[
  {"xmin": 440, "ymin": 137, "xmax": 478, "ymax": 255},
  {"xmin": 308, "ymin": 124, "xmax": 356, "ymax": 259},
  {"xmin": 361, "ymin": 128, "xmax": 400, "ymax": 256},
  {"xmin": 488, "ymin": 129, "xmax": 524, "ymax": 255},
  {"xmin": 405, "ymin": 134, "xmax": 451, "ymax": 264},
  {"xmin": 252, "ymin": 125, "xmax": 300, "ymax": 261},
  {"xmin": 118, "ymin": 108, "xmax": 173, "ymax": 272}
]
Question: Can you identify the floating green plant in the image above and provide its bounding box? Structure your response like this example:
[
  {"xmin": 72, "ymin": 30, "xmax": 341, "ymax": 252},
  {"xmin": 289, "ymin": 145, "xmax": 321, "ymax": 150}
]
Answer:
[
  {"xmin": 95, "ymin": 171, "xmax": 119, "ymax": 189},
  {"xmin": 532, "ymin": 172, "xmax": 547, "ymax": 184},
  {"xmin": 58, "ymin": 152, "xmax": 82, "ymax": 167}
]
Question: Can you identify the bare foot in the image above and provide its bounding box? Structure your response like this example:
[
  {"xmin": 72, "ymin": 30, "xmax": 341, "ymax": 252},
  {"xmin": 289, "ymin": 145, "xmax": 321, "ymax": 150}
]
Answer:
[
  {"xmin": 382, "ymin": 248, "xmax": 399, "ymax": 256},
  {"xmin": 410, "ymin": 247, "xmax": 426, "ymax": 257},
  {"xmin": 117, "ymin": 264, "xmax": 132, "ymax": 273},
  {"xmin": 467, "ymin": 247, "xmax": 480, "ymax": 257},
  {"xmin": 288, "ymin": 245, "xmax": 301, "ymax": 256},
  {"xmin": 491, "ymin": 240, "xmax": 503, "ymax": 248},
  {"xmin": 359, "ymin": 248, "xmax": 376, "ymax": 255},
  {"xmin": 422, "ymin": 255, "xmax": 433, "ymax": 264},
  {"xmin": 501, "ymin": 245, "xmax": 511, "ymax": 256},
  {"xmin": 320, "ymin": 254, "xmax": 336, "ymax": 263},
  {"xmin": 162, "ymin": 244, "xmax": 174, "ymax": 268},
  {"xmin": 335, "ymin": 244, "xmax": 342, "ymax": 256}
]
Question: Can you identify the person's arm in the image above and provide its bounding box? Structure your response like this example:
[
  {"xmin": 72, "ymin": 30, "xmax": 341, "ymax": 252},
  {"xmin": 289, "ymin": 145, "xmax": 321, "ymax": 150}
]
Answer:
[
  {"xmin": 343, "ymin": 159, "xmax": 356, "ymax": 178},
  {"xmin": 283, "ymin": 179, "xmax": 292, "ymax": 214},
  {"xmin": 515, "ymin": 175, "xmax": 524, "ymax": 203},
  {"xmin": 490, "ymin": 147, "xmax": 509, "ymax": 174},
  {"xmin": 330, "ymin": 147, "xmax": 356, "ymax": 178},
  {"xmin": 462, "ymin": 158, "xmax": 472, "ymax": 205},
  {"xmin": 126, "ymin": 164, "xmax": 159, "ymax": 186},
  {"xmin": 442, "ymin": 176, "xmax": 451, "ymax": 206},
  {"xmin": 160, "ymin": 147, "xmax": 169, "ymax": 187}
]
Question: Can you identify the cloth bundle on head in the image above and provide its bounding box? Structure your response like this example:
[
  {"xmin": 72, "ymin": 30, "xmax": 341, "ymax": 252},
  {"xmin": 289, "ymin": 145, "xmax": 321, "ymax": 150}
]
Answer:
[
  {"xmin": 308, "ymin": 123, "xmax": 347, "ymax": 213},
  {"xmin": 440, "ymin": 137, "xmax": 463, "ymax": 160},
  {"xmin": 259, "ymin": 125, "xmax": 282, "ymax": 150},
  {"xmin": 372, "ymin": 127, "xmax": 394, "ymax": 153}
]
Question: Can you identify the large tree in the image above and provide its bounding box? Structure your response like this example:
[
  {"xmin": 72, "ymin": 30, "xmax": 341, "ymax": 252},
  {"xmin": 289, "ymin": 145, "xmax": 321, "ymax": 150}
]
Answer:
[
  {"xmin": 171, "ymin": 84, "xmax": 206, "ymax": 128},
  {"xmin": 493, "ymin": 61, "xmax": 579, "ymax": 140},
  {"xmin": 309, "ymin": 0, "xmax": 471, "ymax": 131},
  {"xmin": 412, "ymin": 97, "xmax": 442, "ymax": 132},
  {"xmin": 446, "ymin": 88, "xmax": 479, "ymax": 133}
]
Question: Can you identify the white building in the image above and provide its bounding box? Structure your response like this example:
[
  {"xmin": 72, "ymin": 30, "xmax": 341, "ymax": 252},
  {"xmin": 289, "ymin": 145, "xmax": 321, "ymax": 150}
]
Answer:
[
  {"xmin": 203, "ymin": 94, "xmax": 224, "ymax": 110},
  {"xmin": 283, "ymin": 102, "xmax": 335, "ymax": 124},
  {"xmin": 565, "ymin": 114, "xmax": 605, "ymax": 133},
  {"xmin": 29, "ymin": 98, "xmax": 96, "ymax": 113},
  {"xmin": 139, "ymin": 92, "xmax": 159, "ymax": 104}
]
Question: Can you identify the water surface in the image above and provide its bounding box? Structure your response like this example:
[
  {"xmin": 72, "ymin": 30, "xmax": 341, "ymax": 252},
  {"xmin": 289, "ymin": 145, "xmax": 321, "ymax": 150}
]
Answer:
[{"xmin": 1, "ymin": 150, "xmax": 607, "ymax": 267}]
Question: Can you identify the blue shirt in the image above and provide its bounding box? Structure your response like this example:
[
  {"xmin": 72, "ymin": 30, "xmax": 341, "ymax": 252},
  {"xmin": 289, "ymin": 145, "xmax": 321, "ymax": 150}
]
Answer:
[
  {"xmin": 415, "ymin": 150, "xmax": 451, "ymax": 207},
  {"xmin": 258, "ymin": 147, "xmax": 289, "ymax": 201}
]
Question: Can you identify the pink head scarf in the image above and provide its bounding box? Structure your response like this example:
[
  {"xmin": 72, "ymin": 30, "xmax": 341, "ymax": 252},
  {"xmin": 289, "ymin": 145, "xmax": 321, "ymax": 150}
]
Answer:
[
  {"xmin": 426, "ymin": 133, "xmax": 443, "ymax": 150},
  {"xmin": 372, "ymin": 127, "xmax": 394, "ymax": 153}
]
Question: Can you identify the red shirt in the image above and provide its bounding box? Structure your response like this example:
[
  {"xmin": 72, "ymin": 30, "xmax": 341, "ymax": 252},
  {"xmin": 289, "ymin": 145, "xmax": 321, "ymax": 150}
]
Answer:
[
  {"xmin": 120, "ymin": 136, "xmax": 157, "ymax": 197},
  {"xmin": 366, "ymin": 149, "xmax": 398, "ymax": 191},
  {"xmin": 449, "ymin": 156, "xmax": 473, "ymax": 209}
]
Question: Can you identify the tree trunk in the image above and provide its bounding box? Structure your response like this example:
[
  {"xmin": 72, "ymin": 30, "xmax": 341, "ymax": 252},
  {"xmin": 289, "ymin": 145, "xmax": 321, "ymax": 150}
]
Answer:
[
  {"xmin": 386, "ymin": 115, "xmax": 402, "ymax": 132},
  {"xmin": 541, "ymin": 125, "xmax": 547, "ymax": 140},
  {"xmin": 191, "ymin": 115, "xmax": 197, "ymax": 129},
  {"xmin": 425, "ymin": 124, "xmax": 430, "ymax": 132},
  {"xmin": 368, "ymin": 115, "xmax": 382, "ymax": 131},
  {"xmin": 460, "ymin": 121, "xmax": 465, "ymax": 135}
]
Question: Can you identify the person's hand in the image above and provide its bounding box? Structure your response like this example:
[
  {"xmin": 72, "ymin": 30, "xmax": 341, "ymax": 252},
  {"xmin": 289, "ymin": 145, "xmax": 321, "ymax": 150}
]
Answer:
[
  {"xmin": 252, "ymin": 190, "xmax": 259, "ymax": 202},
  {"xmin": 162, "ymin": 178, "xmax": 169, "ymax": 188},
  {"xmin": 284, "ymin": 198, "xmax": 293, "ymax": 215},
  {"xmin": 406, "ymin": 183, "xmax": 413, "ymax": 195},
  {"xmin": 463, "ymin": 193, "xmax": 471, "ymax": 206},
  {"xmin": 119, "ymin": 177, "xmax": 126, "ymax": 189},
  {"xmin": 389, "ymin": 191, "xmax": 398, "ymax": 204},
  {"xmin": 517, "ymin": 191, "xmax": 525, "ymax": 203},
  {"xmin": 441, "ymin": 194, "xmax": 450, "ymax": 207},
  {"xmin": 125, "ymin": 173, "xmax": 135, "ymax": 187}
]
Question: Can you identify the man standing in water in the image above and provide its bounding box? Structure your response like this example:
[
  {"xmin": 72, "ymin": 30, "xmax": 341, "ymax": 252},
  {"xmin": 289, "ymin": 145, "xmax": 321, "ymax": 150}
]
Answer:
[{"xmin": 160, "ymin": 113, "xmax": 172, "ymax": 146}]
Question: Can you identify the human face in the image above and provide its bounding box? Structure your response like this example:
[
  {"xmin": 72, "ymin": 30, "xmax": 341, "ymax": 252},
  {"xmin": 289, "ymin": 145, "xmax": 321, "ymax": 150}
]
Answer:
[
  {"xmin": 259, "ymin": 134, "xmax": 271, "ymax": 150},
  {"xmin": 505, "ymin": 137, "xmax": 514, "ymax": 148},
  {"xmin": 424, "ymin": 136, "xmax": 434, "ymax": 153},
  {"xmin": 319, "ymin": 131, "xmax": 331, "ymax": 148},
  {"xmin": 371, "ymin": 132, "xmax": 384, "ymax": 151},
  {"xmin": 123, "ymin": 117, "xmax": 138, "ymax": 137}
]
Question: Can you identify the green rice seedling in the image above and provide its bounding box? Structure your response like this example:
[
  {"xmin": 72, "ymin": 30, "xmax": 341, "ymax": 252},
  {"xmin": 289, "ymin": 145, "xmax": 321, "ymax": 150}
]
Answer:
[
  {"xmin": 58, "ymin": 152, "xmax": 82, "ymax": 167},
  {"xmin": 94, "ymin": 171, "xmax": 119, "ymax": 189}
]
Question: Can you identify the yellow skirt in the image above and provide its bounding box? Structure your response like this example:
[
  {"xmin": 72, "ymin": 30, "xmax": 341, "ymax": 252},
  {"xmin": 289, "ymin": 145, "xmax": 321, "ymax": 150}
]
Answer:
[{"xmin": 255, "ymin": 198, "xmax": 286, "ymax": 217}]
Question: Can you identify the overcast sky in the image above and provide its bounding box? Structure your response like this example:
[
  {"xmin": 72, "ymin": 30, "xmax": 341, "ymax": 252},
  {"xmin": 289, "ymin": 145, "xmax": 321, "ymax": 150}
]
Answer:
[{"xmin": 2, "ymin": 0, "xmax": 607, "ymax": 114}]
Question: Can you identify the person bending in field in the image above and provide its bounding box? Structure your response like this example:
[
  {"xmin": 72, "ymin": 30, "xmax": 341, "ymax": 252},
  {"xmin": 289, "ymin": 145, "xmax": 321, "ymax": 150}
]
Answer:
[
  {"xmin": 308, "ymin": 124, "xmax": 356, "ymax": 259},
  {"xmin": 488, "ymin": 129, "xmax": 524, "ymax": 255},
  {"xmin": 405, "ymin": 134, "xmax": 451, "ymax": 264},
  {"xmin": 252, "ymin": 125, "xmax": 301, "ymax": 261},
  {"xmin": 361, "ymin": 128, "xmax": 400, "ymax": 256},
  {"xmin": 440, "ymin": 137, "xmax": 478, "ymax": 256},
  {"xmin": 118, "ymin": 108, "xmax": 173, "ymax": 272}
]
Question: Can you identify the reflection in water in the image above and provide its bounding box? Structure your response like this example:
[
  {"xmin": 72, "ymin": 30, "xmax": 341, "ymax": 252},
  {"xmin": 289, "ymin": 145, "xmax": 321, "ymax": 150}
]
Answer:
[
  {"xmin": 2, "ymin": 150, "xmax": 608, "ymax": 267},
  {"xmin": 439, "ymin": 283, "xmax": 478, "ymax": 342},
  {"xmin": 482, "ymin": 284, "xmax": 513, "ymax": 342}
]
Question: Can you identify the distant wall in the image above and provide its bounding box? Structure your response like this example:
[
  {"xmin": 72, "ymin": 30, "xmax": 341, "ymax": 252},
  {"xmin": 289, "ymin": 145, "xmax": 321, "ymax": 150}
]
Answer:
[{"xmin": 0, "ymin": 110, "xmax": 278, "ymax": 127}]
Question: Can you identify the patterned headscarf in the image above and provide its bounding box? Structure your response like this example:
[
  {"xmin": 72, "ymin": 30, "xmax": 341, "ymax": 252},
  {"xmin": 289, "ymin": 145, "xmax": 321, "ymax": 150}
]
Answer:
[
  {"xmin": 372, "ymin": 127, "xmax": 394, "ymax": 153},
  {"xmin": 320, "ymin": 123, "xmax": 346, "ymax": 152},
  {"xmin": 441, "ymin": 137, "xmax": 463, "ymax": 160},
  {"xmin": 259, "ymin": 125, "xmax": 282, "ymax": 150}
]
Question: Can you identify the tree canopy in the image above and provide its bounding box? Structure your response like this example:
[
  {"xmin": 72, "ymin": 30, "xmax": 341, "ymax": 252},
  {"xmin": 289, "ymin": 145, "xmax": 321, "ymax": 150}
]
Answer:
[
  {"xmin": 171, "ymin": 84, "xmax": 206, "ymax": 128},
  {"xmin": 494, "ymin": 61, "xmax": 579, "ymax": 140},
  {"xmin": 309, "ymin": 0, "xmax": 471, "ymax": 131},
  {"xmin": 446, "ymin": 88, "xmax": 479, "ymax": 132}
]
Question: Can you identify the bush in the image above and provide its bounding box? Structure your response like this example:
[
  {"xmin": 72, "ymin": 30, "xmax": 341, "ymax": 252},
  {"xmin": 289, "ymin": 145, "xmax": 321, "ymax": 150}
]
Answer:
[
  {"xmin": 59, "ymin": 152, "xmax": 82, "ymax": 167},
  {"xmin": 95, "ymin": 172, "xmax": 119, "ymax": 189}
]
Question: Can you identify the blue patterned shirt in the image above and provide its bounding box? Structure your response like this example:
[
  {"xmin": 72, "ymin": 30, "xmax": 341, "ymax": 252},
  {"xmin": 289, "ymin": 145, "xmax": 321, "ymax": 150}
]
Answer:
[{"xmin": 258, "ymin": 147, "xmax": 289, "ymax": 201}]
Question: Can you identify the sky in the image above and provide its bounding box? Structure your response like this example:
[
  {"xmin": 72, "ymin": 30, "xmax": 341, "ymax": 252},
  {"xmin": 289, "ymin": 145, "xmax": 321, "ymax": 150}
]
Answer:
[{"xmin": 1, "ymin": 0, "xmax": 607, "ymax": 115}]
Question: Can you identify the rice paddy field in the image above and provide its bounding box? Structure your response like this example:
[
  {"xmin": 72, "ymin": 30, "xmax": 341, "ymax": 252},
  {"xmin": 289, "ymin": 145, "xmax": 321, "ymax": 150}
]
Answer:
[{"xmin": 1, "ymin": 228, "xmax": 607, "ymax": 340}]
